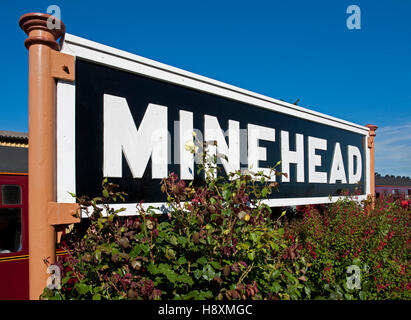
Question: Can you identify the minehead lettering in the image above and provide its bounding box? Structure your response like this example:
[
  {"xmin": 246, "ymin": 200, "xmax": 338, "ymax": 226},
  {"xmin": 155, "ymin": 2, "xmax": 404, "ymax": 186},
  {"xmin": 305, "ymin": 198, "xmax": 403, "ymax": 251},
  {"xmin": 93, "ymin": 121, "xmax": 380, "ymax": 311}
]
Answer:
[{"xmin": 103, "ymin": 93, "xmax": 362, "ymax": 185}]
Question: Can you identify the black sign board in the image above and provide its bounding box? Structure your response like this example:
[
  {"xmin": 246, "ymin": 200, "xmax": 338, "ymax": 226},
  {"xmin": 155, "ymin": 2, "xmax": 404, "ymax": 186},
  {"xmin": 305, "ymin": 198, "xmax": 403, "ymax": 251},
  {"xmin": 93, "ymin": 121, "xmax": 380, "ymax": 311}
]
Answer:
[{"xmin": 56, "ymin": 34, "xmax": 370, "ymax": 213}]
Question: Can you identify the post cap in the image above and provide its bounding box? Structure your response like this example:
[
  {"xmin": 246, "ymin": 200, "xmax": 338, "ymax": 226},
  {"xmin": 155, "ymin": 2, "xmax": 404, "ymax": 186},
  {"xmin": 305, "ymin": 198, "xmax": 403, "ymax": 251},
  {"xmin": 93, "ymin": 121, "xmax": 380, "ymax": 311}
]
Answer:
[
  {"xmin": 19, "ymin": 12, "xmax": 65, "ymax": 50},
  {"xmin": 366, "ymin": 124, "xmax": 378, "ymax": 131}
]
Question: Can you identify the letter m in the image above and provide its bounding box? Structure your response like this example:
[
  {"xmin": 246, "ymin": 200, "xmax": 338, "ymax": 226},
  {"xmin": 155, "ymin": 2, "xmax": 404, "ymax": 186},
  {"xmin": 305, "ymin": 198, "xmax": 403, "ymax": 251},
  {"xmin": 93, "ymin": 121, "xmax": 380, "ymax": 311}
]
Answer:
[{"xmin": 103, "ymin": 94, "xmax": 168, "ymax": 179}]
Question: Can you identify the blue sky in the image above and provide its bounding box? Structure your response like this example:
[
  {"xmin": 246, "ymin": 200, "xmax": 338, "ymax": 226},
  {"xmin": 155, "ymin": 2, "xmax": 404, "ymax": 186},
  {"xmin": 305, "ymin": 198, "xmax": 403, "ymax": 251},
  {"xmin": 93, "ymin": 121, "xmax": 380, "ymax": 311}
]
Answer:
[{"xmin": 1, "ymin": 0, "xmax": 410, "ymax": 177}]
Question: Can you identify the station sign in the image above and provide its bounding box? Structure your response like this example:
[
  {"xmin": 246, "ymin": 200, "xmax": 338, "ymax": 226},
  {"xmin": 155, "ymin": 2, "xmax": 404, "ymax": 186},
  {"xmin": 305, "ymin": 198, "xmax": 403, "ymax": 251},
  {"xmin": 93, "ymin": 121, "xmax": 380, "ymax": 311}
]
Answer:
[{"xmin": 56, "ymin": 34, "xmax": 371, "ymax": 214}]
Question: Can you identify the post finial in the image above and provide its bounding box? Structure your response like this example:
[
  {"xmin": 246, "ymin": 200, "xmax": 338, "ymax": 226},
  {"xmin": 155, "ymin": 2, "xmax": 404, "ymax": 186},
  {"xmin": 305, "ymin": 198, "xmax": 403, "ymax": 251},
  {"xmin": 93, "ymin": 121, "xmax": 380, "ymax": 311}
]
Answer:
[
  {"xmin": 366, "ymin": 124, "xmax": 378, "ymax": 131},
  {"xmin": 19, "ymin": 12, "xmax": 65, "ymax": 50},
  {"xmin": 366, "ymin": 124, "xmax": 378, "ymax": 137}
]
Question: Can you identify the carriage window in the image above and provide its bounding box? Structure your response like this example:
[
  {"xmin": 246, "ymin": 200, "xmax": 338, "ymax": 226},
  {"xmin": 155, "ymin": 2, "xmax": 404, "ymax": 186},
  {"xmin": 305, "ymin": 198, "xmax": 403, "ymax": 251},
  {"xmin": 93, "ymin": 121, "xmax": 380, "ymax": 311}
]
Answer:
[
  {"xmin": 0, "ymin": 208, "xmax": 22, "ymax": 253},
  {"xmin": 2, "ymin": 185, "xmax": 21, "ymax": 205}
]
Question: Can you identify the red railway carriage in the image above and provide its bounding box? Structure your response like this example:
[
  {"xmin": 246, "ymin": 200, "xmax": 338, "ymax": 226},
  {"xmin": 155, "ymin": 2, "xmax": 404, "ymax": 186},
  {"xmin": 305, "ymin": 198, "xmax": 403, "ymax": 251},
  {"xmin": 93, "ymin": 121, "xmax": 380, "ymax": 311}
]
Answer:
[
  {"xmin": 0, "ymin": 172, "xmax": 29, "ymax": 299},
  {"xmin": 0, "ymin": 131, "xmax": 67, "ymax": 300},
  {"xmin": 0, "ymin": 134, "xmax": 29, "ymax": 300}
]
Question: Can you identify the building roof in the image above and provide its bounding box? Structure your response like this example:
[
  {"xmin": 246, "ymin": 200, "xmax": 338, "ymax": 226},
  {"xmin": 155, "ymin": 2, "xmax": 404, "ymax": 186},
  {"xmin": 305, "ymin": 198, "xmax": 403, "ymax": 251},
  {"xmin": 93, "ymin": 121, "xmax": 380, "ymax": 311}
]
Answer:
[
  {"xmin": 0, "ymin": 130, "xmax": 28, "ymax": 140},
  {"xmin": 375, "ymin": 173, "xmax": 411, "ymax": 187},
  {"xmin": 0, "ymin": 130, "xmax": 28, "ymax": 148}
]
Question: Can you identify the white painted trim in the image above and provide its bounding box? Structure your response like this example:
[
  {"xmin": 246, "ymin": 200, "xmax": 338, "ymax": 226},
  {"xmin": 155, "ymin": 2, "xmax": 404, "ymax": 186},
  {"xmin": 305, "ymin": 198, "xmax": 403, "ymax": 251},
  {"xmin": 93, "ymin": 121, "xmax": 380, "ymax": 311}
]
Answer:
[
  {"xmin": 81, "ymin": 202, "xmax": 169, "ymax": 218},
  {"xmin": 56, "ymin": 33, "xmax": 371, "ymax": 212},
  {"xmin": 85, "ymin": 195, "xmax": 369, "ymax": 218},
  {"xmin": 264, "ymin": 195, "xmax": 368, "ymax": 208},
  {"xmin": 56, "ymin": 80, "xmax": 76, "ymax": 203}
]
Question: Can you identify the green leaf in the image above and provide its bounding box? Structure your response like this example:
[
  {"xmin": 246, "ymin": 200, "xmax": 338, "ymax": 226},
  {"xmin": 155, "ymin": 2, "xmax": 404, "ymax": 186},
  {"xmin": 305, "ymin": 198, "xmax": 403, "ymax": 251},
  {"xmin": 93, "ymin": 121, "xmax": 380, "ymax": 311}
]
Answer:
[
  {"xmin": 270, "ymin": 242, "xmax": 279, "ymax": 251},
  {"xmin": 248, "ymin": 251, "xmax": 255, "ymax": 261},
  {"xmin": 193, "ymin": 269, "xmax": 202, "ymax": 280},
  {"xmin": 250, "ymin": 232, "xmax": 259, "ymax": 243},
  {"xmin": 209, "ymin": 261, "xmax": 221, "ymax": 269},
  {"xmin": 222, "ymin": 189, "xmax": 231, "ymax": 201},
  {"xmin": 271, "ymin": 282, "xmax": 281, "ymax": 293},
  {"xmin": 92, "ymin": 293, "xmax": 102, "ymax": 300},
  {"xmin": 202, "ymin": 264, "xmax": 216, "ymax": 281},
  {"xmin": 237, "ymin": 242, "xmax": 250, "ymax": 250},
  {"xmin": 181, "ymin": 290, "xmax": 198, "ymax": 300},
  {"xmin": 177, "ymin": 236, "xmax": 188, "ymax": 245},
  {"xmin": 199, "ymin": 290, "xmax": 214, "ymax": 299},
  {"xmin": 147, "ymin": 263, "xmax": 158, "ymax": 274},
  {"xmin": 102, "ymin": 189, "xmax": 109, "ymax": 198},
  {"xmin": 61, "ymin": 276, "xmax": 71, "ymax": 286},
  {"xmin": 344, "ymin": 293, "xmax": 353, "ymax": 300},
  {"xmin": 75, "ymin": 282, "xmax": 91, "ymax": 295},
  {"xmin": 94, "ymin": 250, "xmax": 101, "ymax": 262},
  {"xmin": 181, "ymin": 290, "xmax": 212, "ymax": 300},
  {"xmin": 158, "ymin": 264, "xmax": 178, "ymax": 283},
  {"xmin": 177, "ymin": 274, "xmax": 194, "ymax": 286},
  {"xmin": 271, "ymin": 269, "xmax": 281, "ymax": 280},
  {"xmin": 47, "ymin": 291, "xmax": 63, "ymax": 300},
  {"xmin": 141, "ymin": 244, "xmax": 150, "ymax": 255},
  {"xmin": 130, "ymin": 245, "xmax": 142, "ymax": 259},
  {"xmin": 170, "ymin": 236, "xmax": 178, "ymax": 246},
  {"xmin": 166, "ymin": 248, "xmax": 176, "ymax": 259},
  {"xmin": 196, "ymin": 257, "xmax": 207, "ymax": 265},
  {"xmin": 304, "ymin": 286, "xmax": 311, "ymax": 298}
]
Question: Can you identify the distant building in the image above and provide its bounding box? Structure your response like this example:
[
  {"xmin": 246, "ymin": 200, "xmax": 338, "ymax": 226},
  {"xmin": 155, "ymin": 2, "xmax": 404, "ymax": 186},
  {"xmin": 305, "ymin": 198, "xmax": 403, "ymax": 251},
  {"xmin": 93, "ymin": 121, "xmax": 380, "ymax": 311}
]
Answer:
[
  {"xmin": 0, "ymin": 131, "xmax": 28, "ymax": 174},
  {"xmin": 375, "ymin": 173, "xmax": 411, "ymax": 199},
  {"xmin": 0, "ymin": 130, "xmax": 28, "ymax": 148}
]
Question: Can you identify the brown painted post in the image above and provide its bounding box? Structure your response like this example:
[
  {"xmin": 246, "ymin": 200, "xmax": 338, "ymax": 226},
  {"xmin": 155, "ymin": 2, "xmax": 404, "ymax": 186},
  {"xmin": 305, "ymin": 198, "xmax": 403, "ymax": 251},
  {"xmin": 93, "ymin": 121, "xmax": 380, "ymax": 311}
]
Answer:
[
  {"xmin": 19, "ymin": 12, "xmax": 65, "ymax": 300},
  {"xmin": 366, "ymin": 124, "xmax": 378, "ymax": 201}
]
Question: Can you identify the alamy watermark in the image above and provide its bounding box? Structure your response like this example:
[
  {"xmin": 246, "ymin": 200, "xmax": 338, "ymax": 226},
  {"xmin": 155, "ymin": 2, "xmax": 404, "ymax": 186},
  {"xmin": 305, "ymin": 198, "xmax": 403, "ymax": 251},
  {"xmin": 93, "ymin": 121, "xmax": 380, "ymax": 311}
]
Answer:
[
  {"xmin": 346, "ymin": 264, "xmax": 361, "ymax": 289},
  {"xmin": 346, "ymin": 5, "xmax": 361, "ymax": 30},
  {"xmin": 46, "ymin": 5, "xmax": 61, "ymax": 30},
  {"xmin": 46, "ymin": 264, "xmax": 61, "ymax": 290}
]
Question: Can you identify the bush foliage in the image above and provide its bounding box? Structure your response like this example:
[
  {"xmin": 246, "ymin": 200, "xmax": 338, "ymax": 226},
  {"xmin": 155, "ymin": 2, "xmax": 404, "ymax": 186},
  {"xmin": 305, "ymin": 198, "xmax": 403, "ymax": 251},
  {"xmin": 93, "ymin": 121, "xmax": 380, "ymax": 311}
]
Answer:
[
  {"xmin": 285, "ymin": 195, "xmax": 410, "ymax": 300},
  {"xmin": 42, "ymin": 165, "xmax": 310, "ymax": 300},
  {"xmin": 41, "ymin": 142, "xmax": 410, "ymax": 300}
]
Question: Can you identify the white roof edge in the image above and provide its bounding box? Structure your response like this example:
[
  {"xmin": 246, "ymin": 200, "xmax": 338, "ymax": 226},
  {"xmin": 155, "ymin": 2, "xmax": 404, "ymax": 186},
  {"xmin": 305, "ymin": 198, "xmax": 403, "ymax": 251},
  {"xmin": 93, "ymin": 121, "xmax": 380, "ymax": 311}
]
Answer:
[{"xmin": 62, "ymin": 33, "xmax": 370, "ymax": 134}]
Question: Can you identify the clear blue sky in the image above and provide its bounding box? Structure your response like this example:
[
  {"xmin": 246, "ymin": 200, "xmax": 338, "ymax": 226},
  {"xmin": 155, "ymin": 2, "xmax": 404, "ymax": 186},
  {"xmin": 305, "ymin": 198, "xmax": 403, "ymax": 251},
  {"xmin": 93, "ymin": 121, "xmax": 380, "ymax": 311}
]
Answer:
[{"xmin": 1, "ymin": 0, "xmax": 410, "ymax": 177}]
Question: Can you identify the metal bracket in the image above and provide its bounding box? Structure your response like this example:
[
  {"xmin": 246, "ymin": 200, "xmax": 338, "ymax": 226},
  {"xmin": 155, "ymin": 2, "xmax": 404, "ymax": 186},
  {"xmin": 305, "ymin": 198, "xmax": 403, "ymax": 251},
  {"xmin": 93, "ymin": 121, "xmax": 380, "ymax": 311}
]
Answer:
[
  {"xmin": 50, "ymin": 50, "xmax": 75, "ymax": 81},
  {"xmin": 367, "ymin": 136, "xmax": 374, "ymax": 149},
  {"xmin": 47, "ymin": 202, "xmax": 81, "ymax": 226}
]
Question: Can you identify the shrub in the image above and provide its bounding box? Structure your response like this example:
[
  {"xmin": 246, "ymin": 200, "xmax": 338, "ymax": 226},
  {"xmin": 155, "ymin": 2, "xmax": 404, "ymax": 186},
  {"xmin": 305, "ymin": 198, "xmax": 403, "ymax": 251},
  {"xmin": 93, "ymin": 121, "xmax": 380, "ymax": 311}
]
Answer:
[
  {"xmin": 41, "ymin": 144, "xmax": 309, "ymax": 300},
  {"xmin": 40, "ymin": 138, "xmax": 410, "ymax": 300},
  {"xmin": 285, "ymin": 194, "xmax": 411, "ymax": 300}
]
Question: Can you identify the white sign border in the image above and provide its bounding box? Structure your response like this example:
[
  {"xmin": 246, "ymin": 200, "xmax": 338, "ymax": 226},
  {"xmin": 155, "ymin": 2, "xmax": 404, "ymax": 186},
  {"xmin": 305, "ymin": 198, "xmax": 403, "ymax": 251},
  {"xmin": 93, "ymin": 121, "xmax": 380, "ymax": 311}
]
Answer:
[{"xmin": 57, "ymin": 33, "xmax": 371, "ymax": 216}]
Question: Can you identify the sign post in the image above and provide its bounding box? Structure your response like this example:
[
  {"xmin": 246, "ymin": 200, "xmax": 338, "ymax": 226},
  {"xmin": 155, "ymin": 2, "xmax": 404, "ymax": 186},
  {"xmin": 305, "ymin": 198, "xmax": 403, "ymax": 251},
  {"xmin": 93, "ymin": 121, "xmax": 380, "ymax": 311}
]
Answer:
[
  {"xmin": 366, "ymin": 124, "xmax": 378, "ymax": 202},
  {"xmin": 20, "ymin": 12, "xmax": 79, "ymax": 300}
]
